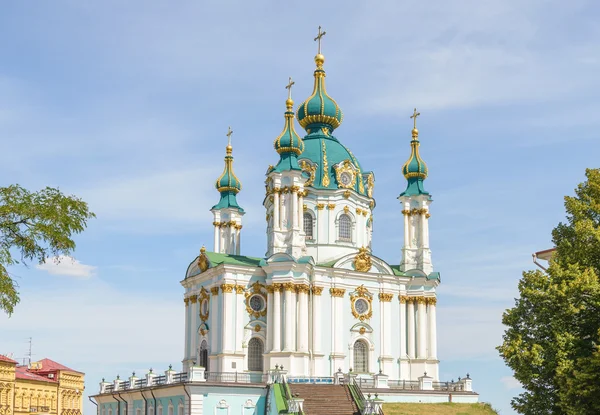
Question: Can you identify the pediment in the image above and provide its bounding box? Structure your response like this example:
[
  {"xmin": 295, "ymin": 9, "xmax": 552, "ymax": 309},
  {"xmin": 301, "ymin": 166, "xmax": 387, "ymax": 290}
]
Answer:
[{"xmin": 331, "ymin": 252, "xmax": 394, "ymax": 275}]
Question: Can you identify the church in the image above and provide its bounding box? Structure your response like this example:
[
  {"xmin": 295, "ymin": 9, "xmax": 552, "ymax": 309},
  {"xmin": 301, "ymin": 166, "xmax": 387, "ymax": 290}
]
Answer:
[{"xmin": 93, "ymin": 29, "xmax": 478, "ymax": 415}]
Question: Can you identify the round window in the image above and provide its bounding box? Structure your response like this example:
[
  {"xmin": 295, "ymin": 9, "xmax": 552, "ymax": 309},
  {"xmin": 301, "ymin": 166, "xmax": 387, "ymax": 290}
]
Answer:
[
  {"xmin": 340, "ymin": 172, "xmax": 353, "ymax": 186},
  {"xmin": 354, "ymin": 298, "xmax": 369, "ymax": 315},
  {"xmin": 249, "ymin": 295, "xmax": 265, "ymax": 312}
]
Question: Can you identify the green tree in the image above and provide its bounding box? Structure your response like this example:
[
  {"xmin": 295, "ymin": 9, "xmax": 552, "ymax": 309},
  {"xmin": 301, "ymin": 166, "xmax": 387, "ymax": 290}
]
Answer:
[
  {"xmin": 0, "ymin": 185, "xmax": 95, "ymax": 315},
  {"xmin": 498, "ymin": 168, "xmax": 600, "ymax": 415}
]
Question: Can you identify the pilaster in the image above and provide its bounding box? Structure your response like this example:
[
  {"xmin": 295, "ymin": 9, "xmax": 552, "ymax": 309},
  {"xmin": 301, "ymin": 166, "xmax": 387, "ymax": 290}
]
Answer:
[{"xmin": 417, "ymin": 297, "xmax": 427, "ymax": 359}]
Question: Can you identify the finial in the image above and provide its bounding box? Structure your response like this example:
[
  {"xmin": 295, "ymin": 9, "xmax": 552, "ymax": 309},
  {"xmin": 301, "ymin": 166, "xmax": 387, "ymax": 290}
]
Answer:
[
  {"xmin": 226, "ymin": 126, "xmax": 233, "ymax": 154},
  {"xmin": 200, "ymin": 245, "xmax": 206, "ymax": 255},
  {"xmin": 314, "ymin": 26, "xmax": 326, "ymax": 67},
  {"xmin": 410, "ymin": 108, "xmax": 420, "ymax": 137},
  {"xmin": 132, "ymin": 371, "xmax": 136, "ymax": 377},
  {"xmin": 168, "ymin": 364, "xmax": 172, "ymax": 370},
  {"xmin": 285, "ymin": 77, "xmax": 295, "ymax": 108}
]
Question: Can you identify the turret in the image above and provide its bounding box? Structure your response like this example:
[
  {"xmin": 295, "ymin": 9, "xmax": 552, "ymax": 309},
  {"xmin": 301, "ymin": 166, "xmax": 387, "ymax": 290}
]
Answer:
[
  {"xmin": 399, "ymin": 109, "xmax": 433, "ymax": 274},
  {"xmin": 211, "ymin": 128, "xmax": 244, "ymax": 255}
]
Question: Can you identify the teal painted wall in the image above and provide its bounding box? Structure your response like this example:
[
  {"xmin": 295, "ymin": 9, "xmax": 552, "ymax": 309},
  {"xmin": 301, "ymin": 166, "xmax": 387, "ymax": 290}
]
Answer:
[{"xmin": 203, "ymin": 390, "xmax": 266, "ymax": 415}]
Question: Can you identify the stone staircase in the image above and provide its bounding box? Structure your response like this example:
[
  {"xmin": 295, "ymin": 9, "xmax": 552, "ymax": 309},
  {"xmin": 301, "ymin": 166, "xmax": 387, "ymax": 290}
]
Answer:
[{"xmin": 288, "ymin": 384, "xmax": 360, "ymax": 415}]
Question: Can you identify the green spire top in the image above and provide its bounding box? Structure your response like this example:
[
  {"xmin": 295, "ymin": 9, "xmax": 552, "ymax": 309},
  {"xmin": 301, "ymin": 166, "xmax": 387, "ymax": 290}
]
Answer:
[
  {"xmin": 213, "ymin": 127, "xmax": 244, "ymax": 212},
  {"xmin": 400, "ymin": 109, "xmax": 429, "ymax": 197},
  {"xmin": 272, "ymin": 77, "xmax": 305, "ymax": 172}
]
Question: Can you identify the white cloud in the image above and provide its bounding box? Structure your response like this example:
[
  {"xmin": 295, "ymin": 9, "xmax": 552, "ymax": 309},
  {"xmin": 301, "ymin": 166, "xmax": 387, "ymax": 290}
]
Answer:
[
  {"xmin": 35, "ymin": 255, "xmax": 96, "ymax": 278},
  {"xmin": 501, "ymin": 376, "xmax": 521, "ymax": 390}
]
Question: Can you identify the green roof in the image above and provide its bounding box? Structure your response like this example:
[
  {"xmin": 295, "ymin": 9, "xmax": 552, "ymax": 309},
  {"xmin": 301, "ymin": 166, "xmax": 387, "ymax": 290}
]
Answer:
[{"xmin": 204, "ymin": 251, "xmax": 262, "ymax": 267}]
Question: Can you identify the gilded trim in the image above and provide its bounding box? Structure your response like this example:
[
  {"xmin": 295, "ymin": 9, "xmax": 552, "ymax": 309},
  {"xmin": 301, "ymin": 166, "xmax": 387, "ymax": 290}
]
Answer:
[
  {"xmin": 321, "ymin": 140, "xmax": 330, "ymax": 187},
  {"xmin": 350, "ymin": 285, "xmax": 373, "ymax": 321},
  {"xmin": 378, "ymin": 293, "xmax": 393, "ymax": 302},
  {"xmin": 330, "ymin": 287, "xmax": 346, "ymax": 297}
]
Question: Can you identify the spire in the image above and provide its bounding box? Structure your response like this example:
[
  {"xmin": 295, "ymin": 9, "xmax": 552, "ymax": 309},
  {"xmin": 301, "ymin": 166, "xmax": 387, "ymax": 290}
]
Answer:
[
  {"xmin": 296, "ymin": 26, "xmax": 343, "ymax": 133},
  {"xmin": 272, "ymin": 77, "xmax": 305, "ymax": 172},
  {"xmin": 213, "ymin": 127, "xmax": 244, "ymax": 212},
  {"xmin": 400, "ymin": 109, "xmax": 429, "ymax": 197}
]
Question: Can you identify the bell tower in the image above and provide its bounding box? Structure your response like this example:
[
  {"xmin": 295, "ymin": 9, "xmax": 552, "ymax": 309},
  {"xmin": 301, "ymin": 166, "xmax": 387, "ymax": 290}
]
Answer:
[{"xmin": 399, "ymin": 109, "xmax": 433, "ymax": 274}]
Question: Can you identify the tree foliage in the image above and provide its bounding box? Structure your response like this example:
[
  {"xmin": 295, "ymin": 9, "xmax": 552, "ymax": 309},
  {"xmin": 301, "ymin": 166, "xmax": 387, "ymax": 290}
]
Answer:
[
  {"xmin": 0, "ymin": 184, "xmax": 95, "ymax": 315},
  {"xmin": 498, "ymin": 169, "xmax": 600, "ymax": 415}
]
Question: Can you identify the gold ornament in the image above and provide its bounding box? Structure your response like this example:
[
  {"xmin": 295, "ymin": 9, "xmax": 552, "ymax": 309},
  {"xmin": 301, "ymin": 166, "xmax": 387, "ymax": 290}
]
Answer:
[
  {"xmin": 199, "ymin": 287, "xmax": 210, "ymax": 322},
  {"xmin": 220, "ymin": 284, "xmax": 234, "ymax": 293},
  {"xmin": 311, "ymin": 286, "xmax": 324, "ymax": 295},
  {"xmin": 330, "ymin": 287, "xmax": 346, "ymax": 297},
  {"xmin": 366, "ymin": 173, "xmax": 375, "ymax": 198},
  {"xmin": 299, "ymin": 160, "xmax": 317, "ymax": 187},
  {"xmin": 353, "ymin": 247, "xmax": 372, "ymax": 272},
  {"xmin": 378, "ymin": 293, "xmax": 393, "ymax": 302},
  {"xmin": 333, "ymin": 159, "xmax": 357, "ymax": 189},
  {"xmin": 350, "ymin": 284, "xmax": 373, "ymax": 322},
  {"xmin": 211, "ymin": 287, "xmax": 219, "ymax": 296},
  {"xmin": 197, "ymin": 246, "xmax": 209, "ymax": 273},
  {"xmin": 321, "ymin": 141, "xmax": 330, "ymax": 187}
]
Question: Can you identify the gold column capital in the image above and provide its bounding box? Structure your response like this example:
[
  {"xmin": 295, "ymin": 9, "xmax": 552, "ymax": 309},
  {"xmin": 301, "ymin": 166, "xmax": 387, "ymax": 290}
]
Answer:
[{"xmin": 330, "ymin": 287, "xmax": 346, "ymax": 297}]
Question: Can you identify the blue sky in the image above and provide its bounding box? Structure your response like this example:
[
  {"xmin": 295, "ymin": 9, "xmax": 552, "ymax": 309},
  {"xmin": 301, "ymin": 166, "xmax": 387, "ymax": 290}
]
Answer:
[{"xmin": 1, "ymin": 1, "xmax": 599, "ymax": 414}]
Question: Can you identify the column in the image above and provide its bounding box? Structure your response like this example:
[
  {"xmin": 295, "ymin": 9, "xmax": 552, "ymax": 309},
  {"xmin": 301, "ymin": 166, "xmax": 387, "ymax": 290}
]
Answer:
[
  {"xmin": 399, "ymin": 296, "xmax": 407, "ymax": 359},
  {"xmin": 428, "ymin": 298, "xmax": 437, "ymax": 359},
  {"xmin": 403, "ymin": 203, "xmax": 410, "ymax": 247},
  {"xmin": 317, "ymin": 204, "xmax": 325, "ymax": 243},
  {"xmin": 298, "ymin": 191, "xmax": 304, "ymax": 231},
  {"xmin": 272, "ymin": 284, "xmax": 281, "ymax": 352},
  {"xmin": 311, "ymin": 287, "xmax": 323, "ymax": 353},
  {"xmin": 235, "ymin": 227, "xmax": 241, "ymax": 255},
  {"xmin": 417, "ymin": 297, "xmax": 427, "ymax": 359},
  {"xmin": 297, "ymin": 285, "xmax": 309, "ymax": 352},
  {"xmin": 283, "ymin": 283, "xmax": 295, "ymax": 352},
  {"xmin": 184, "ymin": 298, "xmax": 190, "ymax": 360},
  {"xmin": 235, "ymin": 285, "xmax": 245, "ymax": 352},
  {"xmin": 213, "ymin": 223, "xmax": 220, "ymax": 252},
  {"xmin": 219, "ymin": 226, "xmax": 225, "ymax": 254},
  {"xmin": 210, "ymin": 287, "xmax": 219, "ymax": 353},
  {"xmin": 221, "ymin": 284, "xmax": 234, "ymax": 352},
  {"xmin": 266, "ymin": 286, "xmax": 274, "ymax": 352},
  {"xmin": 292, "ymin": 189, "xmax": 299, "ymax": 229},
  {"xmin": 330, "ymin": 288, "xmax": 345, "ymax": 354},
  {"xmin": 190, "ymin": 295, "xmax": 198, "ymax": 360},
  {"xmin": 273, "ymin": 191, "xmax": 280, "ymax": 230},
  {"xmin": 407, "ymin": 298, "xmax": 415, "ymax": 358},
  {"xmin": 379, "ymin": 293, "xmax": 392, "ymax": 357}
]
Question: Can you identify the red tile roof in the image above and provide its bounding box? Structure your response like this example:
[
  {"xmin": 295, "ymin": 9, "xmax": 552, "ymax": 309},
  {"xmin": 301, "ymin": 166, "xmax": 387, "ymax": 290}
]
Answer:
[
  {"xmin": 29, "ymin": 358, "xmax": 83, "ymax": 374},
  {"xmin": 0, "ymin": 355, "xmax": 18, "ymax": 364},
  {"xmin": 15, "ymin": 366, "xmax": 57, "ymax": 383}
]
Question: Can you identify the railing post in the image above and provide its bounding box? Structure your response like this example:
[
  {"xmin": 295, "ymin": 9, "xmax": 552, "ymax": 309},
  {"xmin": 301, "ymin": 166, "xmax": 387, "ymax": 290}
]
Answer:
[
  {"xmin": 146, "ymin": 369, "xmax": 156, "ymax": 387},
  {"xmin": 113, "ymin": 376, "xmax": 122, "ymax": 392},
  {"xmin": 99, "ymin": 378, "xmax": 111, "ymax": 394},
  {"xmin": 418, "ymin": 372, "xmax": 433, "ymax": 391},
  {"xmin": 165, "ymin": 365, "xmax": 175, "ymax": 384},
  {"xmin": 188, "ymin": 365, "xmax": 206, "ymax": 382},
  {"xmin": 129, "ymin": 372, "xmax": 139, "ymax": 389}
]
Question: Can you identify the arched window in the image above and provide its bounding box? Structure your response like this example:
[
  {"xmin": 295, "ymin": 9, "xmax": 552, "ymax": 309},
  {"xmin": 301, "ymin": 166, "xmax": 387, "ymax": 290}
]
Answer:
[
  {"xmin": 353, "ymin": 340, "xmax": 368, "ymax": 373},
  {"xmin": 168, "ymin": 406, "xmax": 173, "ymax": 415},
  {"xmin": 157, "ymin": 406, "xmax": 162, "ymax": 415},
  {"xmin": 339, "ymin": 214, "xmax": 352, "ymax": 241},
  {"xmin": 136, "ymin": 409, "xmax": 141, "ymax": 415},
  {"xmin": 248, "ymin": 338, "xmax": 264, "ymax": 372},
  {"xmin": 177, "ymin": 405, "xmax": 183, "ymax": 415},
  {"xmin": 199, "ymin": 340, "xmax": 209, "ymax": 371},
  {"xmin": 303, "ymin": 213, "xmax": 314, "ymax": 239}
]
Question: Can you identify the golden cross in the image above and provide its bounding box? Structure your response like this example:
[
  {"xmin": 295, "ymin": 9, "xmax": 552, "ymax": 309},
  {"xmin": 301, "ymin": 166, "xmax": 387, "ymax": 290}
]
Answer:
[
  {"xmin": 410, "ymin": 108, "xmax": 421, "ymax": 129},
  {"xmin": 226, "ymin": 126, "xmax": 233, "ymax": 146},
  {"xmin": 314, "ymin": 26, "xmax": 326, "ymax": 54},
  {"xmin": 285, "ymin": 77, "xmax": 295, "ymax": 100}
]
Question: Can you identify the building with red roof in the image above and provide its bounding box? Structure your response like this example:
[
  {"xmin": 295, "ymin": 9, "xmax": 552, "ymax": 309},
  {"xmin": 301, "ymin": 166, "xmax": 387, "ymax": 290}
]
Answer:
[{"xmin": 0, "ymin": 355, "xmax": 84, "ymax": 415}]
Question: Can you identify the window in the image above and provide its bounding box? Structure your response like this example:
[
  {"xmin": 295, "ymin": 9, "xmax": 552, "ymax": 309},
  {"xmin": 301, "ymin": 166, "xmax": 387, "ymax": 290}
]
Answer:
[
  {"xmin": 303, "ymin": 213, "xmax": 313, "ymax": 239},
  {"xmin": 157, "ymin": 406, "xmax": 162, "ymax": 415},
  {"xmin": 168, "ymin": 406, "xmax": 173, "ymax": 415},
  {"xmin": 248, "ymin": 337, "xmax": 264, "ymax": 372},
  {"xmin": 353, "ymin": 340, "xmax": 368, "ymax": 373},
  {"xmin": 178, "ymin": 405, "xmax": 183, "ymax": 415},
  {"xmin": 199, "ymin": 340, "xmax": 209, "ymax": 370},
  {"xmin": 136, "ymin": 409, "xmax": 141, "ymax": 415},
  {"xmin": 339, "ymin": 214, "xmax": 352, "ymax": 241}
]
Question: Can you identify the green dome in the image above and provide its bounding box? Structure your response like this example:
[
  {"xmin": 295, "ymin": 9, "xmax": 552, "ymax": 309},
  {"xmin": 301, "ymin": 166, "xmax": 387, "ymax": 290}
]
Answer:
[
  {"xmin": 299, "ymin": 130, "xmax": 368, "ymax": 196},
  {"xmin": 400, "ymin": 128, "xmax": 429, "ymax": 198},
  {"xmin": 215, "ymin": 146, "xmax": 242, "ymax": 193},
  {"xmin": 401, "ymin": 129, "xmax": 428, "ymax": 180},
  {"xmin": 296, "ymin": 54, "xmax": 343, "ymax": 132},
  {"xmin": 274, "ymin": 99, "xmax": 304, "ymax": 159}
]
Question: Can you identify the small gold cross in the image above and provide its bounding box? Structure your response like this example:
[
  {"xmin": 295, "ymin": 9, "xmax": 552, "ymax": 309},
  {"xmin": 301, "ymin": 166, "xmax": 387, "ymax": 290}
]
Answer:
[
  {"xmin": 314, "ymin": 26, "xmax": 326, "ymax": 54},
  {"xmin": 285, "ymin": 77, "xmax": 295, "ymax": 100},
  {"xmin": 226, "ymin": 126, "xmax": 233, "ymax": 146},
  {"xmin": 410, "ymin": 108, "xmax": 421, "ymax": 129}
]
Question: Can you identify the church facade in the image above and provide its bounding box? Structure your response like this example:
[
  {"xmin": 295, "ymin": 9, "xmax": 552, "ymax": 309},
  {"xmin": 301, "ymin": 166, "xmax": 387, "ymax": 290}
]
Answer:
[
  {"xmin": 183, "ymin": 47, "xmax": 439, "ymax": 382},
  {"xmin": 93, "ymin": 31, "xmax": 478, "ymax": 415}
]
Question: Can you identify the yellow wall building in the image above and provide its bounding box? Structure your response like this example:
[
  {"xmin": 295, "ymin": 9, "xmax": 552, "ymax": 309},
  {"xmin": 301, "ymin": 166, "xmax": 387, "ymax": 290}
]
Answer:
[{"xmin": 0, "ymin": 355, "xmax": 84, "ymax": 415}]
